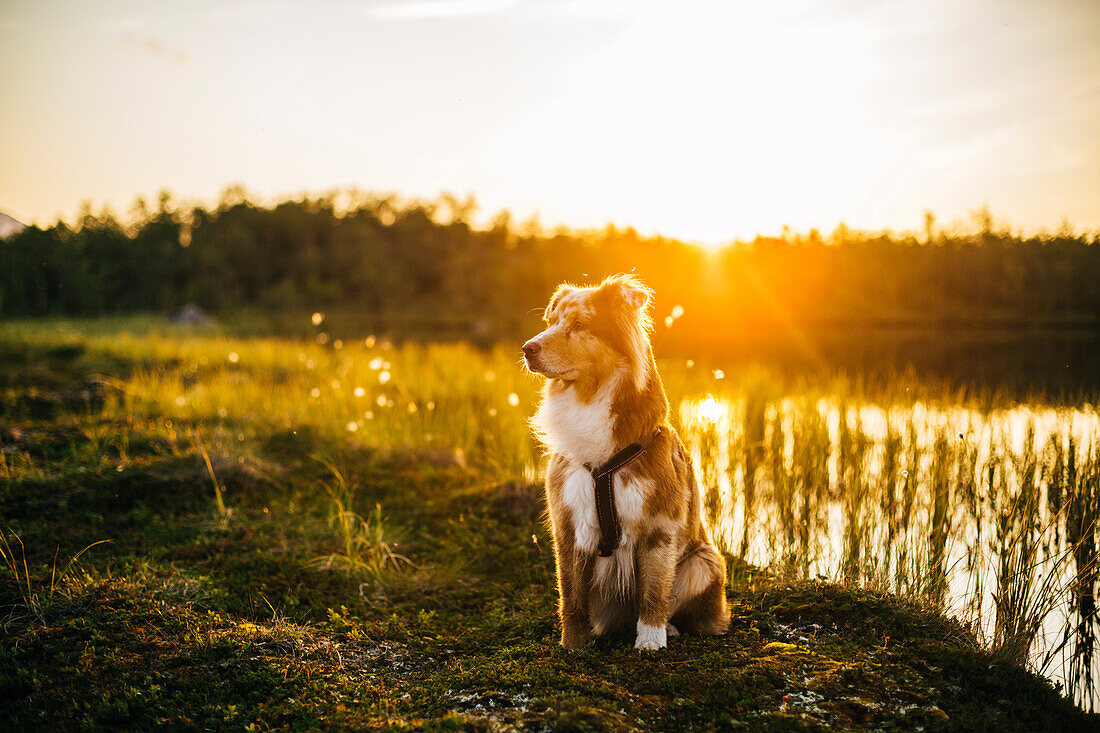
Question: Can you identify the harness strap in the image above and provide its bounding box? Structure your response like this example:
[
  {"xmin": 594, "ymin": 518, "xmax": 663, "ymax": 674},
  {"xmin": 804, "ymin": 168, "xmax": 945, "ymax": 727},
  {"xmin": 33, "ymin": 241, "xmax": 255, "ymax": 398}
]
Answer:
[{"xmin": 585, "ymin": 427, "xmax": 662, "ymax": 557}]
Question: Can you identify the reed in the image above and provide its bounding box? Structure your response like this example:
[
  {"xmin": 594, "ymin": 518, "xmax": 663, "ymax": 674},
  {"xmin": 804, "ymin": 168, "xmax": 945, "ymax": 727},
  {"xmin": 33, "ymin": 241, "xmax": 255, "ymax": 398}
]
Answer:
[{"xmin": 677, "ymin": 393, "xmax": 1100, "ymax": 707}]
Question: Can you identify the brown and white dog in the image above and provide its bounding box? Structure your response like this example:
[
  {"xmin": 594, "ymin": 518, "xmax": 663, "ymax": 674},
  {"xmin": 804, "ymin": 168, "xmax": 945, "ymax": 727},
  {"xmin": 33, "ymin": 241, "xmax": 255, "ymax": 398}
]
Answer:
[{"xmin": 523, "ymin": 274, "xmax": 729, "ymax": 650}]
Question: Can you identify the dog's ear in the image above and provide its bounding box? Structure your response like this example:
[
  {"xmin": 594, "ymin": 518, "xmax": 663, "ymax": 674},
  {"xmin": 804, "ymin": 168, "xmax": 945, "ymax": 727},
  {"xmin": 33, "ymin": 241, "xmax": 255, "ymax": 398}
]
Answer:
[
  {"xmin": 602, "ymin": 274, "xmax": 652, "ymax": 311},
  {"xmin": 620, "ymin": 282, "xmax": 651, "ymax": 311},
  {"xmin": 544, "ymin": 285, "xmax": 574, "ymax": 322}
]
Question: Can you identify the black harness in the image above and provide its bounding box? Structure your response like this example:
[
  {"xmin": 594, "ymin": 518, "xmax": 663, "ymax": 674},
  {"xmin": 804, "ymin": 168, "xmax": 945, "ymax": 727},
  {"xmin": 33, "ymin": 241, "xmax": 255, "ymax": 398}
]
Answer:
[{"xmin": 584, "ymin": 427, "xmax": 663, "ymax": 557}]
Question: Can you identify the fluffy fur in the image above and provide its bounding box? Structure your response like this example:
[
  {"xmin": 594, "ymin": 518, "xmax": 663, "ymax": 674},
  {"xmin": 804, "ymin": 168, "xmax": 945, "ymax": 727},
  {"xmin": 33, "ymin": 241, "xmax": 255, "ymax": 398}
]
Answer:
[{"xmin": 524, "ymin": 274, "xmax": 729, "ymax": 650}]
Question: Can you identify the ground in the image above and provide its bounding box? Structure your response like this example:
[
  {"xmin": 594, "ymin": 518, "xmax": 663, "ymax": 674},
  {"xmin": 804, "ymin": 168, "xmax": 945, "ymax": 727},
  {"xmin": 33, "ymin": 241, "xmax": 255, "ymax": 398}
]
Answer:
[{"xmin": 0, "ymin": 332, "xmax": 1096, "ymax": 731}]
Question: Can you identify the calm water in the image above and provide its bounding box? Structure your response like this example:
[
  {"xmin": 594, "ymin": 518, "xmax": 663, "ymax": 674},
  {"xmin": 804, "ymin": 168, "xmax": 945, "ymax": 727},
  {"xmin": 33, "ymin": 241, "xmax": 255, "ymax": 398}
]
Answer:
[
  {"xmin": 653, "ymin": 328, "xmax": 1100, "ymax": 400},
  {"xmin": 676, "ymin": 392, "xmax": 1100, "ymax": 708}
]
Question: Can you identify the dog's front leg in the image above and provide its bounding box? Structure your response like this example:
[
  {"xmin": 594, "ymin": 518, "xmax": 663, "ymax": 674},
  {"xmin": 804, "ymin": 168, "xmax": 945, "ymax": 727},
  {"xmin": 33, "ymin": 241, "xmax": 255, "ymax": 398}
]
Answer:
[
  {"xmin": 634, "ymin": 530, "xmax": 676, "ymax": 650},
  {"xmin": 553, "ymin": 523, "xmax": 595, "ymax": 649}
]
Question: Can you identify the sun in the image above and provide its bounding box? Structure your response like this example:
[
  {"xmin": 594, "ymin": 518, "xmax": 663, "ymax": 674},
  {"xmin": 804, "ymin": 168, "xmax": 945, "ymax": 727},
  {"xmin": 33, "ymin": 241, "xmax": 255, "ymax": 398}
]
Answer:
[{"xmin": 488, "ymin": 2, "xmax": 899, "ymax": 242}]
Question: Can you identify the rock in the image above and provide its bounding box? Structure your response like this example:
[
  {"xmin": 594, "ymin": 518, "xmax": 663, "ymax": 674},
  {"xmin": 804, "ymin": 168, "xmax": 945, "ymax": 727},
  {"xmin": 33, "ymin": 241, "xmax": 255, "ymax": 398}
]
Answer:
[
  {"xmin": 0, "ymin": 211, "xmax": 25, "ymax": 239},
  {"xmin": 170, "ymin": 304, "xmax": 213, "ymax": 325}
]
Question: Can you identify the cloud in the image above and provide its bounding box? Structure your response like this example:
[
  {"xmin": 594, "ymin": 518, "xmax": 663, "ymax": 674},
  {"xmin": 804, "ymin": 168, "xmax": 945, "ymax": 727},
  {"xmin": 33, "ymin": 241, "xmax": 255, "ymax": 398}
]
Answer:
[
  {"xmin": 119, "ymin": 34, "xmax": 190, "ymax": 65},
  {"xmin": 368, "ymin": 0, "xmax": 521, "ymax": 21}
]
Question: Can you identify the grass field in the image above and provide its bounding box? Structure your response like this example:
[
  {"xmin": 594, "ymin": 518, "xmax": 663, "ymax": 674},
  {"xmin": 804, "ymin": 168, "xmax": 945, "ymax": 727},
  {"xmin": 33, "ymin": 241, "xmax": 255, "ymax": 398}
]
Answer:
[{"xmin": 1, "ymin": 317, "xmax": 1097, "ymax": 730}]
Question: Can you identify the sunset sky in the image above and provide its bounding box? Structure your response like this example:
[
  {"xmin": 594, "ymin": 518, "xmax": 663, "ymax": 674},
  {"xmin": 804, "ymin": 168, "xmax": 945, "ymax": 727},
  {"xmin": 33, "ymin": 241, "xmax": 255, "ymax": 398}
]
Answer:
[{"xmin": 1, "ymin": 0, "xmax": 1098, "ymax": 243}]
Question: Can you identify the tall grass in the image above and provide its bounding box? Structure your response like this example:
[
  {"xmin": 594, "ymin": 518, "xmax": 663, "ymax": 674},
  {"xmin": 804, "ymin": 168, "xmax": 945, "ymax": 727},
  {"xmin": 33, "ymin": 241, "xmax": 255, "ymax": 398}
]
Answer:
[
  {"xmin": 1063, "ymin": 438, "xmax": 1100, "ymax": 710},
  {"xmin": 193, "ymin": 434, "xmax": 231, "ymax": 521},
  {"xmin": 0, "ymin": 528, "xmax": 110, "ymax": 626},
  {"xmin": 311, "ymin": 455, "xmax": 411, "ymax": 582}
]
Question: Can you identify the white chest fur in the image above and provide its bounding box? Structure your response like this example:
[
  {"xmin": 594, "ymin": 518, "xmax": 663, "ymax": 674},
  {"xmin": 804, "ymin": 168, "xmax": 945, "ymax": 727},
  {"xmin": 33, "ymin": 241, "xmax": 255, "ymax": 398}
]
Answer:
[
  {"xmin": 557, "ymin": 462, "xmax": 650, "ymax": 604},
  {"xmin": 534, "ymin": 378, "xmax": 620, "ymax": 468},
  {"xmin": 557, "ymin": 462, "xmax": 649, "ymax": 554},
  {"xmin": 539, "ymin": 373, "xmax": 651, "ymax": 601}
]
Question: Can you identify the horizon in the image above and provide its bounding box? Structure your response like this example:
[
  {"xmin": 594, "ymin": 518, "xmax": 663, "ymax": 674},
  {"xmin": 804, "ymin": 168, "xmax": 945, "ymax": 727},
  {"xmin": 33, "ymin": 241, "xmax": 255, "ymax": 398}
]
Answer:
[
  {"xmin": 4, "ymin": 185, "xmax": 1098, "ymax": 246},
  {"xmin": 2, "ymin": 0, "xmax": 1099, "ymax": 244}
]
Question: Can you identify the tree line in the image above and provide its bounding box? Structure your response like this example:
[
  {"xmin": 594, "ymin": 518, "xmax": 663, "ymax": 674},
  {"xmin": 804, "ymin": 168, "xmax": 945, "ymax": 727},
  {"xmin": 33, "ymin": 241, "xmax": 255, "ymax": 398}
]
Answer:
[{"xmin": 3, "ymin": 190, "xmax": 1098, "ymax": 344}]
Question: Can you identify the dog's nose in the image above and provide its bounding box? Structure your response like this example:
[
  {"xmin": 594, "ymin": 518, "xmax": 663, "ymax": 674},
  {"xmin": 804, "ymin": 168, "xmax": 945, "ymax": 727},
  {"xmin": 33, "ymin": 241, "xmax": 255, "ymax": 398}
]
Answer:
[{"xmin": 523, "ymin": 341, "xmax": 541, "ymax": 358}]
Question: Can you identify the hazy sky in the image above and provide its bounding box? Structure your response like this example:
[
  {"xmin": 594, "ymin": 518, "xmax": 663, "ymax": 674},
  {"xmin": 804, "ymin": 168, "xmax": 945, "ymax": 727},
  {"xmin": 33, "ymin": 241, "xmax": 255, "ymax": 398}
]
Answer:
[{"xmin": 1, "ymin": 0, "xmax": 1098, "ymax": 242}]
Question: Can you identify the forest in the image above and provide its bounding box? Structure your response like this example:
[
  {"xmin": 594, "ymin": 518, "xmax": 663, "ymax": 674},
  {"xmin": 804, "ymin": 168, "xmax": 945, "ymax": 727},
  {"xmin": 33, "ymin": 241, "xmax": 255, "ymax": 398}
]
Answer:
[{"xmin": 3, "ymin": 190, "xmax": 1098, "ymax": 344}]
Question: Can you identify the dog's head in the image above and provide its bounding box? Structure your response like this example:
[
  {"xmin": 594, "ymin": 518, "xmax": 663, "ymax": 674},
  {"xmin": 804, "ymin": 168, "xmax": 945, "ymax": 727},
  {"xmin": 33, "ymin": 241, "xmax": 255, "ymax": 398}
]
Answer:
[{"xmin": 523, "ymin": 274, "xmax": 654, "ymax": 391}]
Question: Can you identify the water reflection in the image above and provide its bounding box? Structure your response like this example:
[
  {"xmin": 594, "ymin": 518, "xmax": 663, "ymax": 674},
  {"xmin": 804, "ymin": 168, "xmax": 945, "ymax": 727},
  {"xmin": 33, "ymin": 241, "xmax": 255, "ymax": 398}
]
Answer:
[
  {"xmin": 680, "ymin": 394, "xmax": 1100, "ymax": 707},
  {"xmin": 655, "ymin": 329, "xmax": 1100, "ymax": 399}
]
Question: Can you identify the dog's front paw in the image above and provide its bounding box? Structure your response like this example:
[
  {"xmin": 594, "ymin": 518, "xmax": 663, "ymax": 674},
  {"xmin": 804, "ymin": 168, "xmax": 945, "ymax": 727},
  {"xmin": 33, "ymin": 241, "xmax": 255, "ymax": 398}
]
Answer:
[{"xmin": 634, "ymin": 621, "xmax": 667, "ymax": 651}]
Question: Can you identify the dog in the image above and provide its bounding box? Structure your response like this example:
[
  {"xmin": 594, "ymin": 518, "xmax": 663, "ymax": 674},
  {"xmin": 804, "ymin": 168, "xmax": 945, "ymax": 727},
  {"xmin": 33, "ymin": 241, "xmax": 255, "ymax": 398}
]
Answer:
[{"xmin": 523, "ymin": 274, "xmax": 729, "ymax": 650}]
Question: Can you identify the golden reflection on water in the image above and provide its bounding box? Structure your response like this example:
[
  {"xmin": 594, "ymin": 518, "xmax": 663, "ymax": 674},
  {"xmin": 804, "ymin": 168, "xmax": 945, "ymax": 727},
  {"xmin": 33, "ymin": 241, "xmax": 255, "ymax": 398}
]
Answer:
[
  {"xmin": 681, "ymin": 397, "xmax": 1099, "ymax": 557},
  {"xmin": 679, "ymin": 394, "xmax": 1100, "ymax": 697}
]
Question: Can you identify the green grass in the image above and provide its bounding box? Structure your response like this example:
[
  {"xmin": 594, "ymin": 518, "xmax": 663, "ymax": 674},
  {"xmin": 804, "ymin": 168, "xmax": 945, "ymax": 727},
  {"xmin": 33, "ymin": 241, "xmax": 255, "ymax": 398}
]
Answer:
[{"xmin": 0, "ymin": 316, "xmax": 1097, "ymax": 730}]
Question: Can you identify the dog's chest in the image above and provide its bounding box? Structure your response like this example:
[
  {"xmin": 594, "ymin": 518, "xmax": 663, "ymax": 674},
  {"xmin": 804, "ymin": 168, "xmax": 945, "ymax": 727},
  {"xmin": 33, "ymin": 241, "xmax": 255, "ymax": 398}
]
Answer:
[
  {"xmin": 537, "ymin": 384, "xmax": 617, "ymax": 467},
  {"xmin": 558, "ymin": 462, "xmax": 648, "ymax": 555}
]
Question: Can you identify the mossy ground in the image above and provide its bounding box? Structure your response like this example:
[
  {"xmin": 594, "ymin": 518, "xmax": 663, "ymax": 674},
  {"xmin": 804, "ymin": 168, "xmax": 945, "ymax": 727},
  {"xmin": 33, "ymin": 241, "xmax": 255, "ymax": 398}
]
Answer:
[{"xmin": 1, "ymin": 331, "xmax": 1095, "ymax": 731}]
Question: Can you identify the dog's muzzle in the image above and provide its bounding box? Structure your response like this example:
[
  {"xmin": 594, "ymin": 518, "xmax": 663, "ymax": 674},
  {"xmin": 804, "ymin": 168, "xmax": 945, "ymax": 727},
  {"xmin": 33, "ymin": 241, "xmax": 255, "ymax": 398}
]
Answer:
[{"xmin": 522, "ymin": 340, "xmax": 542, "ymax": 370}]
